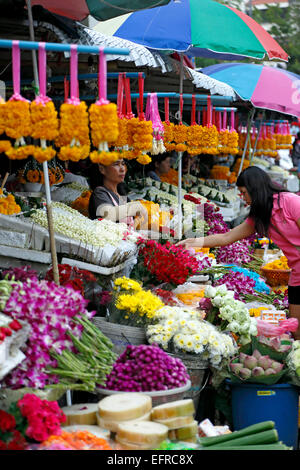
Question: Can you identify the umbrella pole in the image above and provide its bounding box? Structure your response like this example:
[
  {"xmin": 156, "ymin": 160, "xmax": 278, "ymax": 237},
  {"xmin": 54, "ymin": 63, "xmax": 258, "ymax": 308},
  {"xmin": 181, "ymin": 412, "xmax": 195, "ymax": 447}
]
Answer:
[
  {"xmin": 238, "ymin": 108, "xmax": 255, "ymax": 176},
  {"xmin": 177, "ymin": 52, "xmax": 184, "ymax": 240},
  {"xmin": 26, "ymin": 0, "xmax": 60, "ymax": 286},
  {"xmin": 250, "ymin": 114, "xmax": 261, "ymax": 165}
]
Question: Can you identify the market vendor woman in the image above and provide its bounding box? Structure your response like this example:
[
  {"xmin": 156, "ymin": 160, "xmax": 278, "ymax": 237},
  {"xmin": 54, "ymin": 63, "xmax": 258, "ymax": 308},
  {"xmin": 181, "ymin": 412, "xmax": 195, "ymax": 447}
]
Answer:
[
  {"xmin": 177, "ymin": 166, "xmax": 300, "ymax": 339},
  {"xmin": 88, "ymin": 158, "xmax": 147, "ymax": 228}
]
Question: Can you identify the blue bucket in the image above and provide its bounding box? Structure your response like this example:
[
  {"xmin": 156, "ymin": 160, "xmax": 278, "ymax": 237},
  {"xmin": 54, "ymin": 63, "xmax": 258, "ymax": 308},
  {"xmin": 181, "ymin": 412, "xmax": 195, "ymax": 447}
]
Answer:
[{"xmin": 228, "ymin": 381, "xmax": 299, "ymax": 449}]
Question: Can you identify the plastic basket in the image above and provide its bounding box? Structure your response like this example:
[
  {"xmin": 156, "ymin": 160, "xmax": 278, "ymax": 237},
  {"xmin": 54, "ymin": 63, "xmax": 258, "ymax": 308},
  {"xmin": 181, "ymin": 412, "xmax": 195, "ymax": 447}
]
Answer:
[
  {"xmin": 96, "ymin": 380, "xmax": 191, "ymax": 407},
  {"xmin": 260, "ymin": 267, "xmax": 291, "ymax": 287}
]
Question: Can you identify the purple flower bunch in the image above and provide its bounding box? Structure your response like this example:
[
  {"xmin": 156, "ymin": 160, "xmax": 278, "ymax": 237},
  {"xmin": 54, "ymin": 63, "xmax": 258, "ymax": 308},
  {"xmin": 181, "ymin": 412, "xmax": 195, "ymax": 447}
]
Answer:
[
  {"xmin": 203, "ymin": 203, "xmax": 254, "ymax": 265},
  {"xmin": 273, "ymin": 292, "xmax": 289, "ymax": 310},
  {"xmin": 204, "ymin": 203, "xmax": 228, "ymax": 235},
  {"xmin": 216, "ymin": 239, "xmax": 252, "ymax": 265},
  {"xmin": 3, "ymin": 278, "xmax": 95, "ymax": 389},
  {"xmin": 214, "ymin": 271, "xmax": 256, "ymax": 301}
]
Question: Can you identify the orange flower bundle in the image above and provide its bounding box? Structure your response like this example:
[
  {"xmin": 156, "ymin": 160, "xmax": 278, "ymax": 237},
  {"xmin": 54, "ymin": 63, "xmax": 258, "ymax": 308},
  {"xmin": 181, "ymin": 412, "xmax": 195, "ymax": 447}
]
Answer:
[
  {"xmin": 162, "ymin": 121, "xmax": 175, "ymax": 151},
  {"xmin": 71, "ymin": 189, "xmax": 92, "ymax": 217},
  {"xmin": 40, "ymin": 430, "xmax": 112, "ymax": 450},
  {"xmin": 199, "ymin": 125, "xmax": 219, "ymax": 155},
  {"xmin": 0, "ymin": 189, "xmax": 21, "ymax": 215},
  {"xmin": 160, "ymin": 168, "xmax": 179, "ymax": 186},
  {"xmin": 4, "ymin": 44, "xmax": 33, "ymax": 160},
  {"xmin": 186, "ymin": 125, "xmax": 204, "ymax": 156},
  {"xmin": 56, "ymin": 101, "xmax": 90, "ymax": 162},
  {"xmin": 30, "ymin": 100, "xmax": 58, "ymax": 163},
  {"xmin": 89, "ymin": 101, "xmax": 120, "ymax": 166},
  {"xmin": 173, "ymin": 124, "xmax": 188, "ymax": 152}
]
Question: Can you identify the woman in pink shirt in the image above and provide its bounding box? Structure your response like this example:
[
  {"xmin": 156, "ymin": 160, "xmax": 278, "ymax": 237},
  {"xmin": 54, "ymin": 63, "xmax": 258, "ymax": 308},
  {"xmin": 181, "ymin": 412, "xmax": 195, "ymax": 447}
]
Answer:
[{"xmin": 177, "ymin": 166, "xmax": 300, "ymax": 339}]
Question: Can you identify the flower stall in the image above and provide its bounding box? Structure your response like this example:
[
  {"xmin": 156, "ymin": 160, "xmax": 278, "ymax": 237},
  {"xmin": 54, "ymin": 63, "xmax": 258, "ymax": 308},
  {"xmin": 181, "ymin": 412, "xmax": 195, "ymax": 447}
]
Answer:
[{"xmin": 0, "ymin": 27, "xmax": 300, "ymax": 453}]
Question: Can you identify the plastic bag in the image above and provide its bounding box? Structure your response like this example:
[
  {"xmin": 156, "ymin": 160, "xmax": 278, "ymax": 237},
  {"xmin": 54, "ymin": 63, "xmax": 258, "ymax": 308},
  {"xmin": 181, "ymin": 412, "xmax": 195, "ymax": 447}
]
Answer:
[{"xmin": 256, "ymin": 317, "xmax": 298, "ymax": 337}]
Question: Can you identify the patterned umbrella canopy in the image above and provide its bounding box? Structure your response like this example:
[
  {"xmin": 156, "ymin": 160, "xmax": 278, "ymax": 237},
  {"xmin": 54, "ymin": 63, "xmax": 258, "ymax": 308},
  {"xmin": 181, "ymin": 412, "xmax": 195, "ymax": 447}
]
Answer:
[
  {"xmin": 202, "ymin": 62, "xmax": 300, "ymax": 118},
  {"xmin": 93, "ymin": 0, "xmax": 288, "ymax": 61}
]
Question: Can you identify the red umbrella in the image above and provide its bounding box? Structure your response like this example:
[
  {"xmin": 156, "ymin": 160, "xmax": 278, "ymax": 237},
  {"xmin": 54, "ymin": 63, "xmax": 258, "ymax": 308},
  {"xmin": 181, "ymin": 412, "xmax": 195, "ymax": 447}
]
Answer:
[{"xmin": 29, "ymin": 0, "xmax": 172, "ymax": 21}]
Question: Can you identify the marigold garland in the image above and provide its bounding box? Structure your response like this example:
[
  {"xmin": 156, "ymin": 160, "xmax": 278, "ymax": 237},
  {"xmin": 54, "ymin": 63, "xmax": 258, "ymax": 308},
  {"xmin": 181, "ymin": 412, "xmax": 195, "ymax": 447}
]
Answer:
[
  {"xmin": 4, "ymin": 100, "xmax": 32, "ymax": 140},
  {"xmin": 56, "ymin": 102, "xmax": 90, "ymax": 162},
  {"xmin": 30, "ymin": 100, "xmax": 59, "ymax": 163},
  {"xmin": 4, "ymin": 99, "xmax": 34, "ymax": 160},
  {"xmin": 89, "ymin": 102, "xmax": 119, "ymax": 146},
  {"xmin": 126, "ymin": 118, "xmax": 153, "ymax": 153},
  {"xmin": 0, "ymin": 140, "xmax": 12, "ymax": 154},
  {"xmin": 186, "ymin": 125, "xmax": 204, "ymax": 155},
  {"xmin": 89, "ymin": 150, "xmax": 120, "ymax": 165},
  {"xmin": 173, "ymin": 124, "xmax": 188, "ymax": 152},
  {"xmin": 113, "ymin": 117, "xmax": 128, "ymax": 148},
  {"xmin": 136, "ymin": 153, "xmax": 152, "ymax": 165}
]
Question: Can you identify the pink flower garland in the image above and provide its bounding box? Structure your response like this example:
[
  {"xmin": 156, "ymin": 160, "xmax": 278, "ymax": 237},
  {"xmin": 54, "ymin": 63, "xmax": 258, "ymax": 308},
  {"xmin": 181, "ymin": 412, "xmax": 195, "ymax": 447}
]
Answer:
[{"xmin": 3, "ymin": 278, "xmax": 95, "ymax": 389}]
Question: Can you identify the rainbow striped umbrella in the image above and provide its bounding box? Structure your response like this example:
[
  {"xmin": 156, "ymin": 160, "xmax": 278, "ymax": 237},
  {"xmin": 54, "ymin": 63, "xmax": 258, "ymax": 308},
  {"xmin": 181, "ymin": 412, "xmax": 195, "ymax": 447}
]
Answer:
[
  {"xmin": 29, "ymin": 0, "xmax": 172, "ymax": 21},
  {"xmin": 93, "ymin": 0, "xmax": 288, "ymax": 61},
  {"xmin": 202, "ymin": 63, "xmax": 300, "ymax": 118}
]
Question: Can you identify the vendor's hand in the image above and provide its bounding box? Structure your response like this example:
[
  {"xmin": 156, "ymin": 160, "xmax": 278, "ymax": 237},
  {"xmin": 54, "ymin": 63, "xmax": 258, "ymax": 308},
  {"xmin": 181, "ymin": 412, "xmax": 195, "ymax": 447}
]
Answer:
[{"xmin": 175, "ymin": 237, "xmax": 205, "ymax": 250}]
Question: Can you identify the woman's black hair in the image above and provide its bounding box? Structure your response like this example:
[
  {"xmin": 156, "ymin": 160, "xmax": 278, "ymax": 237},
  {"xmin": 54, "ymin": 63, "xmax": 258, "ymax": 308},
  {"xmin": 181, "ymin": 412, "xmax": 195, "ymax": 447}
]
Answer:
[
  {"xmin": 145, "ymin": 152, "xmax": 173, "ymax": 172},
  {"xmin": 87, "ymin": 163, "xmax": 127, "ymax": 195},
  {"xmin": 236, "ymin": 166, "xmax": 287, "ymax": 236}
]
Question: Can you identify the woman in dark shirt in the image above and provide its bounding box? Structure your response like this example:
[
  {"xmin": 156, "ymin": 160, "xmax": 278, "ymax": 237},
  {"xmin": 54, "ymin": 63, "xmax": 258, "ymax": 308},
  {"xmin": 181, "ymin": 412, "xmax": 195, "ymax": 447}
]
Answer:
[{"xmin": 88, "ymin": 159, "xmax": 147, "ymax": 227}]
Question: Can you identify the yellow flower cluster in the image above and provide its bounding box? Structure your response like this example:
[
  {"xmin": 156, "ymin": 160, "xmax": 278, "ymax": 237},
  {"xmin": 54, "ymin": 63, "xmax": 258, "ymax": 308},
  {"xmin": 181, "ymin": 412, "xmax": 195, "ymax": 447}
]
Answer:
[
  {"xmin": 186, "ymin": 125, "xmax": 204, "ymax": 156},
  {"xmin": 227, "ymin": 131, "xmax": 239, "ymax": 155},
  {"xmin": 160, "ymin": 168, "xmax": 179, "ymax": 186},
  {"xmin": 0, "ymin": 190, "xmax": 21, "ymax": 215},
  {"xmin": 127, "ymin": 118, "xmax": 153, "ymax": 152},
  {"xmin": 71, "ymin": 190, "xmax": 92, "ymax": 217},
  {"xmin": 113, "ymin": 118, "xmax": 128, "ymax": 148},
  {"xmin": 255, "ymin": 137, "xmax": 277, "ymax": 157},
  {"xmin": 249, "ymin": 306, "xmax": 266, "ymax": 318},
  {"xmin": 199, "ymin": 125, "xmax": 219, "ymax": 154},
  {"xmin": 115, "ymin": 290, "xmax": 164, "ymax": 320},
  {"xmin": 5, "ymin": 144, "xmax": 35, "ymax": 160},
  {"xmin": 56, "ymin": 102, "xmax": 90, "ymax": 162},
  {"xmin": 32, "ymin": 146, "xmax": 56, "ymax": 164},
  {"xmin": 273, "ymin": 133, "xmax": 293, "ymax": 150},
  {"xmin": 113, "ymin": 276, "xmax": 143, "ymax": 292},
  {"xmin": 263, "ymin": 256, "xmax": 290, "ymax": 270},
  {"xmin": 136, "ymin": 153, "xmax": 152, "ymax": 165},
  {"xmin": 0, "ymin": 141, "xmax": 12, "ymax": 154},
  {"xmin": 30, "ymin": 101, "xmax": 59, "ymax": 141},
  {"xmin": 0, "ymin": 98, "xmax": 7, "ymax": 135},
  {"xmin": 162, "ymin": 121, "xmax": 175, "ymax": 151},
  {"xmin": 113, "ymin": 276, "xmax": 164, "ymax": 322},
  {"xmin": 89, "ymin": 150, "xmax": 120, "ymax": 165},
  {"xmin": 233, "ymin": 157, "xmax": 250, "ymax": 174},
  {"xmin": 173, "ymin": 124, "xmax": 188, "ymax": 152},
  {"xmin": 4, "ymin": 100, "xmax": 32, "ymax": 139},
  {"xmin": 89, "ymin": 102, "xmax": 119, "ymax": 147}
]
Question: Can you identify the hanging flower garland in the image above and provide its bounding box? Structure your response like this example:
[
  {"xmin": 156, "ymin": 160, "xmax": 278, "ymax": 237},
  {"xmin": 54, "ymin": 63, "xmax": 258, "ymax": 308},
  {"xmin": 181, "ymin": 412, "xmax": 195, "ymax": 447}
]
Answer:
[
  {"xmin": 0, "ymin": 97, "xmax": 12, "ymax": 154},
  {"xmin": 30, "ymin": 43, "xmax": 58, "ymax": 163},
  {"xmin": 122, "ymin": 76, "xmax": 153, "ymax": 163},
  {"xmin": 186, "ymin": 95, "xmax": 203, "ymax": 156},
  {"xmin": 145, "ymin": 93, "xmax": 165, "ymax": 156},
  {"xmin": 56, "ymin": 45, "xmax": 90, "ymax": 162},
  {"xmin": 89, "ymin": 48, "xmax": 119, "ymax": 166},
  {"xmin": 162, "ymin": 98, "xmax": 175, "ymax": 152},
  {"xmin": 4, "ymin": 41, "xmax": 34, "ymax": 160}
]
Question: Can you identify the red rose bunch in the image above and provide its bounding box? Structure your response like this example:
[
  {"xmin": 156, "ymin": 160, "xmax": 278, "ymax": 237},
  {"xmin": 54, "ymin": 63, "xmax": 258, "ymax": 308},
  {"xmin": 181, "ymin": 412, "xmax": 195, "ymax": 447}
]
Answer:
[
  {"xmin": 137, "ymin": 239, "xmax": 199, "ymax": 287},
  {"xmin": 0, "ymin": 393, "xmax": 66, "ymax": 449},
  {"xmin": 45, "ymin": 264, "xmax": 97, "ymax": 295}
]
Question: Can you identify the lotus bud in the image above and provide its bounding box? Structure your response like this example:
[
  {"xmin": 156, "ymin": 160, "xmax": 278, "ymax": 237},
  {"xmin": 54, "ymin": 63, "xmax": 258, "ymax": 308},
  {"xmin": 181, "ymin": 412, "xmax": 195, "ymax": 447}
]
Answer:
[
  {"xmin": 252, "ymin": 349, "xmax": 262, "ymax": 360},
  {"xmin": 251, "ymin": 366, "xmax": 265, "ymax": 377},
  {"xmin": 258, "ymin": 355, "xmax": 271, "ymax": 370},
  {"xmin": 269, "ymin": 337, "xmax": 281, "ymax": 350},
  {"xmin": 230, "ymin": 363, "xmax": 243, "ymax": 375},
  {"xmin": 270, "ymin": 361, "xmax": 284, "ymax": 373},
  {"xmin": 243, "ymin": 355, "xmax": 257, "ymax": 370},
  {"xmin": 265, "ymin": 368, "xmax": 276, "ymax": 376},
  {"xmin": 239, "ymin": 352, "xmax": 248, "ymax": 363},
  {"xmin": 239, "ymin": 368, "xmax": 251, "ymax": 379}
]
